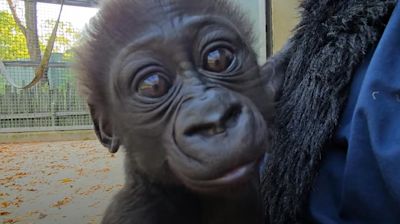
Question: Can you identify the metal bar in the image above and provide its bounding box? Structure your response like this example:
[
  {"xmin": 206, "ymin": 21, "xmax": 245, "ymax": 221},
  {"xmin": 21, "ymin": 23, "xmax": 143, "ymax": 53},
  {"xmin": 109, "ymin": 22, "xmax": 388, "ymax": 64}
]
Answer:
[
  {"xmin": 24, "ymin": 0, "xmax": 98, "ymax": 8},
  {"xmin": 0, "ymin": 125, "xmax": 93, "ymax": 133},
  {"xmin": 56, "ymin": 111, "xmax": 89, "ymax": 116},
  {"xmin": 3, "ymin": 61, "xmax": 71, "ymax": 68},
  {"xmin": 0, "ymin": 111, "xmax": 89, "ymax": 120},
  {"xmin": 265, "ymin": 0, "xmax": 273, "ymax": 57}
]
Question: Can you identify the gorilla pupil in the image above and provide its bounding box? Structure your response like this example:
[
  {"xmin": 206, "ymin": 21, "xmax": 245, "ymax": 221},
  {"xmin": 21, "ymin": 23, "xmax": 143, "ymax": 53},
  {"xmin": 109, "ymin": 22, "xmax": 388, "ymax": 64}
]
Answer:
[
  {"xmin": 138, "ymin": 74, "xmax": 170, "ymax": 98},
  {"xmin": 205, "ymin": 48, "xmax": 234, "ymax": 72}
]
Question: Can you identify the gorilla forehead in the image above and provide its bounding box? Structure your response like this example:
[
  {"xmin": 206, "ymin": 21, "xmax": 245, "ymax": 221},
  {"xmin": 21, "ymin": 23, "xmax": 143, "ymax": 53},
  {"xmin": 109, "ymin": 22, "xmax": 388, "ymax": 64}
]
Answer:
[
  {"xmin": 113, "ymin": 15, "xmax": 239, "ymax": 58},
  {"xmin": 92, "ymin": 0, "xmax": 253, "ymax": 46}
]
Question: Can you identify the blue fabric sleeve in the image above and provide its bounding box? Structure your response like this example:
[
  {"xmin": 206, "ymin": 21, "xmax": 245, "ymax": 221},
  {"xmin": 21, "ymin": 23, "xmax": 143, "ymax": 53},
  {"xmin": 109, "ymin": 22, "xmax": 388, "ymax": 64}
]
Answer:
[{"xmin": 308, "ymin": 2, "xmax": 400, "ymax": 224}]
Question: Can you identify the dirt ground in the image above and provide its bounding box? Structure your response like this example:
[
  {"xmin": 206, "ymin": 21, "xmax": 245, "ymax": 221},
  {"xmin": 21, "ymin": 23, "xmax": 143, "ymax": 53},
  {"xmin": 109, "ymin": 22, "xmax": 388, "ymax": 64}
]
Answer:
[{"xmin": 0, "ymin": 140, "xmax": 125, "ymax": 224}]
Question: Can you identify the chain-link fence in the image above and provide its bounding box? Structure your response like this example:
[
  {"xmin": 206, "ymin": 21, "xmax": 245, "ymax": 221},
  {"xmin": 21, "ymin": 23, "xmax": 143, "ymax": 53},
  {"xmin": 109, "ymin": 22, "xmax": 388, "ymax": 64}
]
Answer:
[{"xmin": 0, "ymin": 0, "xmax": 98, "ymax": 132}]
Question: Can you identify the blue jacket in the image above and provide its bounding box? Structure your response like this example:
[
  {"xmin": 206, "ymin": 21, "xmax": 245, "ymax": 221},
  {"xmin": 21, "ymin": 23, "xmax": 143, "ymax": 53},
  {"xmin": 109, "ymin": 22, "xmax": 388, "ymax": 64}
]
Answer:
[
  {"xmin": 261, "ymin": 1, "xmax": 399, "ymax": 223},
  {"xmin": 309, "ymin": 3, "xmax": 400, "ymax": 223}
]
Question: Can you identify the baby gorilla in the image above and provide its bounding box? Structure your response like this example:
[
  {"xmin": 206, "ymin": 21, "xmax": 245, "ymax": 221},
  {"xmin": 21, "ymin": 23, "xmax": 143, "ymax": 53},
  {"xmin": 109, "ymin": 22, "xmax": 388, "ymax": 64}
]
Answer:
[{"xmin": 75, "ymin": 0, "xmax": 282, "ymax": 223}]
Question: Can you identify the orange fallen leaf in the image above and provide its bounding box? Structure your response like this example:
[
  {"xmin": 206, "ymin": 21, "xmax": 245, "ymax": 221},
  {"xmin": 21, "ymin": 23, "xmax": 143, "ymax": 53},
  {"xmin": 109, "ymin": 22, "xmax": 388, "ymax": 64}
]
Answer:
[
  {"xmin": 0, "ymin": 192, "xmax": 9, "ymax": 197},
  {"xmin": 76, "ymin": 168, "xmax": 84, "ymax": 176},
  {"xmin": 89, "ymin": 201, "xmax": 100, "ymax": 208},
  {"xmin": 2, "ymin": 218, "xmax": 18, "ymax": 224},
  {"xmin": 52, "ymin": 197, "xmax": 72, "ymax": 208},
  {"xmin": 78, "ymin": 185, "xmax": 102, "ymax": 196},
  {"xmin": 13, "ymin": 197, "xmax": 23, "ymax": 207},
  {"xmin": 14, "ymin": 172, "xmax": 27, "ymax": 176},
  {"xmin": 59, "ymin": 178, "xmax": 73, "ymax": 184},
  {"xmin": 0, "ymin": 211, "xmax": 10, "ymax": 216},
  {"xmin": 96, "ymin": 168, "xmax": 110, "ymax": 173},
  {"xmin": 1, "ymin": 202, "xmax": 10, "ymax": 208}
]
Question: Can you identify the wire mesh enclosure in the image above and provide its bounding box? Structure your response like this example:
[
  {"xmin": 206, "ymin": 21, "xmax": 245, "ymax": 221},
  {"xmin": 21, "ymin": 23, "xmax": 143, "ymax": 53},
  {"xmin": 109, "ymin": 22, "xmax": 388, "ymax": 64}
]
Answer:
[{"xmin": 0, "ymin": 0, "xmax": 98, "ymax": 132}]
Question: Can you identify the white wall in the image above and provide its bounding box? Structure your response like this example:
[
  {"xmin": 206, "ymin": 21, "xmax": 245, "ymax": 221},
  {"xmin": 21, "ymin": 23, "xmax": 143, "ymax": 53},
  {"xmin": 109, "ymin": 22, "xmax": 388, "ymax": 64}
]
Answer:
[
  {"xmin": 231, "ymin": 0, "xmax": 267, "ymax": 64},
  {"xmin": 271, "ymin": 0, "xmax": 299, "ymax": 53}
]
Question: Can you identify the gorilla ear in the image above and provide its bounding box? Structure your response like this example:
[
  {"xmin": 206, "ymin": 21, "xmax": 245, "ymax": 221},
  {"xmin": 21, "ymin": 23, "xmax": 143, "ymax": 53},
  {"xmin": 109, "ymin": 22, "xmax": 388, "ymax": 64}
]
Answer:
[
  {"xmin": 260, "ymin": 41, "xmax": 292, "ymax": 99},
  {"xmin": 261, "ymin": 58, "xmax": 285, "ymax": 100},
  {"xmin": 88, "ymin": 104, "xmax": 120, "ymax": 153}
]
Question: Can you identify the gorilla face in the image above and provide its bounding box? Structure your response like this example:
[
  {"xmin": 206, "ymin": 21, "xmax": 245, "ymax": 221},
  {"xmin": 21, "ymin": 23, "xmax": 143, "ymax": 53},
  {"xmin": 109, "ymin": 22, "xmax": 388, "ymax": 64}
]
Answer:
[
  {"xmin": 107, "ymin": 15, "xmax": 269, "ymax": 192},
  {"xmin": 77, "ymin": 0, "xmax": 273, "ymax": 194}
]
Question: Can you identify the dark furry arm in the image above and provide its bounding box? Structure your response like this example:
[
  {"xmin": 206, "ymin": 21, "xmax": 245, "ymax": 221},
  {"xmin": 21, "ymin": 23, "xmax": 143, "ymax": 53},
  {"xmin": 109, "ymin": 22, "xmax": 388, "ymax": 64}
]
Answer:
[
  {"xmin": 101, "ymin": 186, "xmax": 161, "ymax": 224},
  {"xmin": 101, "ymin": 183, "xmax": 200, "ymax": 224}
]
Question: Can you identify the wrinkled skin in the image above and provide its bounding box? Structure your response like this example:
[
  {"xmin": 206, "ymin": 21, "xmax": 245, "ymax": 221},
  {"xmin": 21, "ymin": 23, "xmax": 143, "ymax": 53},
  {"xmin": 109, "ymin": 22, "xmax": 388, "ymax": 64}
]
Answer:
[{"xmin": 75, "ymin": 0, "xmax": 286, "ymax": 223}]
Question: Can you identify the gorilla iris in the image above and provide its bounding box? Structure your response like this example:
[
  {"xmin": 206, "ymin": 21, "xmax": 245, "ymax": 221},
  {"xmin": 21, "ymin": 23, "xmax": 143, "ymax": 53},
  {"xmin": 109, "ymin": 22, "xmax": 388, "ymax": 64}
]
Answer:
[{"xmin": 75, "ymin": 0, "xmax": 283, "ymax": 223}]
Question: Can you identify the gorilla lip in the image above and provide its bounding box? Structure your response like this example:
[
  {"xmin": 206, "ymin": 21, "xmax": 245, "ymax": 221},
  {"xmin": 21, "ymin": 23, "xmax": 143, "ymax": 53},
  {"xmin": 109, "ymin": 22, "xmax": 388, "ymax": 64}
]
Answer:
[
  {"xmin": 181, "ymin": 160, "xmax": 258, "ymax": 191},
  {"xmin": 209, "ymin": 161, "xmax": 255, "ymax": 184}
]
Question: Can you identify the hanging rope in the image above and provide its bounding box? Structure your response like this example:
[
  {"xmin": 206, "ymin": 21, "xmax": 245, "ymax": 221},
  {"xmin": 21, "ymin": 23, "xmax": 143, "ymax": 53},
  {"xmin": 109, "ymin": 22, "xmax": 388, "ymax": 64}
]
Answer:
[{"xmin": 0, "ymin": 0, "xmax": 65, "ymax": 89}]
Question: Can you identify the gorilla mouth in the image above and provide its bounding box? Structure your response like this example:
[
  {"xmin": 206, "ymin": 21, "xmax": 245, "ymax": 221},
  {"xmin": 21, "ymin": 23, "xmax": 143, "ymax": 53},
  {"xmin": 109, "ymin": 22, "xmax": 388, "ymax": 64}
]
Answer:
[{"xmin": 179, "ymin": 160, "xmax": 260, "ymax": 192}]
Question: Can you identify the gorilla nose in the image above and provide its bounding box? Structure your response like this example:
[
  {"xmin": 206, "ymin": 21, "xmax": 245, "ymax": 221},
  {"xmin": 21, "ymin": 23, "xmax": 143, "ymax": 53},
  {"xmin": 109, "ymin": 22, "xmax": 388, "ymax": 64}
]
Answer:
[{"xmin": 183, "ymin": 104, "xmax": 242, "ymax": 137}]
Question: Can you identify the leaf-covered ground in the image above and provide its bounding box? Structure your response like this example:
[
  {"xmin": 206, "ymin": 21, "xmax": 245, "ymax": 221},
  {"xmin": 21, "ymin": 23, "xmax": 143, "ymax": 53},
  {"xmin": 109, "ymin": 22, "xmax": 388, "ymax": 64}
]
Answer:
[{"xmin": 0, "ymin": 140, "xmax": 124, "ymax": 224}]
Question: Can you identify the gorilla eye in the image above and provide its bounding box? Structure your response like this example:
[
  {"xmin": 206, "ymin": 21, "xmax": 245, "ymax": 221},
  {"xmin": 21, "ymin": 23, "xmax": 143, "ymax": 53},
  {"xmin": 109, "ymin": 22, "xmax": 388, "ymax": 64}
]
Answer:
[
  {"xmin": 203, "ymin": 48, "xmax": 234, "ymax": 73},
  {"xmin": 137, "ymin": 73, "xmax": 171, "ymax": 98}
]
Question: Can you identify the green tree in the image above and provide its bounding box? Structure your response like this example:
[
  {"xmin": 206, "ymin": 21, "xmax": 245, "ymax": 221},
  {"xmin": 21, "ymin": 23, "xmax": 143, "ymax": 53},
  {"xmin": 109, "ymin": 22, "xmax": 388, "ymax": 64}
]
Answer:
[
  {"xmin": 1, "ymin": 3, "xmax": 80, "ymax": 87},
  {"xmin": 0, "ymin": 11, "xmax": 30, "ymax": 60},
  {"xmin": 6, "ymin": 0, "xmax": 41, "ymax": 62},
  {"xmin": 1, "ymin": 4, "xmax": 80, "ymax": 62},
  {"xmin": 4, "ymin": 0, "xmax": 64, "ymax": 86},
  {"xmin": 42, "ymin": 20, "xmax": 81, "ymax": 61}
]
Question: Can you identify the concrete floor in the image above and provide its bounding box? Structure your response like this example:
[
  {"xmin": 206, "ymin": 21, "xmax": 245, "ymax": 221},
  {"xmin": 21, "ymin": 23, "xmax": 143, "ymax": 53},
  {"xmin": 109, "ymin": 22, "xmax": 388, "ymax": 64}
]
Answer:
[{"xmin": 0, "ymin": 140, "xmax": 125, "ymax": 224}]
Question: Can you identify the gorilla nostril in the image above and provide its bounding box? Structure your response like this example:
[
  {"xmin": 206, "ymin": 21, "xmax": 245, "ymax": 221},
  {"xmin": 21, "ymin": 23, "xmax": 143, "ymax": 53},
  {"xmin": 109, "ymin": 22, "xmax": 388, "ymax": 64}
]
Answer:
[
  {"xmin": 184, "ymin": 123, "xmax": 226, "ymax": 137},
  {"xmin": 183, "ymin": 104, "xmax": 242, "ymax": 137},
  {"xmin": 222, "ymin": 104, "xmax": 242, "ymax": 129}
]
